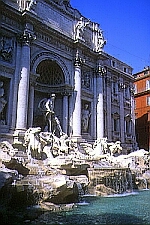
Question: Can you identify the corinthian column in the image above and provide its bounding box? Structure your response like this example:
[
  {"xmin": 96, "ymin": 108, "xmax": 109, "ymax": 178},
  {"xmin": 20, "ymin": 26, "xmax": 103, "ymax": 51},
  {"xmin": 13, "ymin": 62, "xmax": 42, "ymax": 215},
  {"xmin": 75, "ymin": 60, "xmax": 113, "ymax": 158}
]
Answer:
[
  {"xmin": 96, "ymin": 64, "xmax": 106, "ymax": 139},
  {"xmin": 16, "ymin": 30, "xmax": 36, "ymax": 131},
  {"xmin": 72, "ymin": 52, "xmax": 82, "ymax": 138}
]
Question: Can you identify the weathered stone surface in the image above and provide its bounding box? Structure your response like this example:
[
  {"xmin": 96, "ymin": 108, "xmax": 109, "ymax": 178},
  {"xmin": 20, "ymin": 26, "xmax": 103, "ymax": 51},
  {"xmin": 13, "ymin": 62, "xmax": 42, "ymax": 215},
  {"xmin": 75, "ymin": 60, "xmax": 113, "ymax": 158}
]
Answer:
[
  {"xmin": 95, "ymin": 184, "xmax": 116, "ymax": 196},
  {"xmin": 4, "ymin": 159, "xmax": 29, "ymax": 176},
  {"xmin": 0, "ymin": 138, "xmax": 150, "ymax": 211},
  {"xmin": 0, "ymin": 167, "xmax": 18, "ymax": 189}
]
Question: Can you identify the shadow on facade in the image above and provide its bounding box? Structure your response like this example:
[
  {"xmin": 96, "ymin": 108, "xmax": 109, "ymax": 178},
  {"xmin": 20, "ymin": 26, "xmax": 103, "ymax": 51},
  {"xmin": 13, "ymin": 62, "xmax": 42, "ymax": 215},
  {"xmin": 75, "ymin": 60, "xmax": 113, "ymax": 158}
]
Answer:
[{"xmin": 135, "ymin": 113, "xmax": 149, "ymax": 150}]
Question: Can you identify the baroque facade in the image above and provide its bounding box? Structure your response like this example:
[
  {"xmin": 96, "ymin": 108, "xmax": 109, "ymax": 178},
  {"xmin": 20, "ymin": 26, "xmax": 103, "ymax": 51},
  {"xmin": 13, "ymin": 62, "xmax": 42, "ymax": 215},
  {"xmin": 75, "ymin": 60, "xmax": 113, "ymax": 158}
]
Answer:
[{"xmin": 0, "ymin": 0, "xmax": 136, "ymax": 153}]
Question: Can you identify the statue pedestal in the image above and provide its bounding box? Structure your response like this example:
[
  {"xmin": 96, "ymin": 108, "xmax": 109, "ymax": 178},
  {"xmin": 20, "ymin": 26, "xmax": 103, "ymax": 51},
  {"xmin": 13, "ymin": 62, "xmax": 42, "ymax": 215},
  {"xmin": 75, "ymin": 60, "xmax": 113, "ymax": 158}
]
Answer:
[
  {"xmin": 13, "ymin": 130, "xmax": 26, "ymax": 151},
  {"xmin": 82, "ymin": 133, "xmax": 92, "ymax": 141}
]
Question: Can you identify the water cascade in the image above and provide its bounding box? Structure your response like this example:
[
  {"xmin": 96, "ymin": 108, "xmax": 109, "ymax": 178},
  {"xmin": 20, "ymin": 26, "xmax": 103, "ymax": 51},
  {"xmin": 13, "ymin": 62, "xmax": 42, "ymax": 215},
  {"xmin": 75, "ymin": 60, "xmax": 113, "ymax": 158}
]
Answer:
[
  {"xmin": 76, "ymin": 182, "xmax": 84, "ymax": 199},
  {"xmin": 88, "ymin": 167, "xmax": 133, "ymax": 195}
]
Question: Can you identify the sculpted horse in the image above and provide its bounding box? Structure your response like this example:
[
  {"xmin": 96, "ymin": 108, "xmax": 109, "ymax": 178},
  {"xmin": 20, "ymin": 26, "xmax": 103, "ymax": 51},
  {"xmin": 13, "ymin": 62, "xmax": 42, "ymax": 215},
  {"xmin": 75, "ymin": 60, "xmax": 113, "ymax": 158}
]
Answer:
[
  {"xmin": 24, "ymin": 127, "xmax": 42, "ymax": 160},
  {"xmin": 108, "ymin": 141, "xmax": 122, "ymax": 156}
]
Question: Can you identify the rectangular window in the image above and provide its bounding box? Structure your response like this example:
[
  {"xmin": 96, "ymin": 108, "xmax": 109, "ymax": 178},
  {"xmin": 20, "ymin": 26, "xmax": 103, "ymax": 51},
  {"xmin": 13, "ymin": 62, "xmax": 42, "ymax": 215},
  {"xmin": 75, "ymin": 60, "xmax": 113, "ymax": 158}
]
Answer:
[
  {"xmin": 146, "ymin": 80, "xmax": 150, "ymax": 90},
  {"xmin": 126, "ymin": 121, "xmax": 131, "ymax": 133},
  {"xmin": 134, "ymin": 99, "xmax": 136, "ymax": 109},
  {"xmin": 112, "ymin": 61, "xmax": 116, "ymax": 67},
  {"xmin": 134, "ymin": 84, "xmax": 137, "ymax": 94},
  {"xmin": 124, "ymin": 86, "xmax": 130, "ymax": 99},
  {"xmin": 114, "ymin": 118, "xmax": 119, "ymax": 131},
  {"xmin": 112, "ymin": 81, "xmax": 118, "ymax": 94},
  {"xmin": 147, "ymin": 96, "xmax": 150, "ymax": 106}
]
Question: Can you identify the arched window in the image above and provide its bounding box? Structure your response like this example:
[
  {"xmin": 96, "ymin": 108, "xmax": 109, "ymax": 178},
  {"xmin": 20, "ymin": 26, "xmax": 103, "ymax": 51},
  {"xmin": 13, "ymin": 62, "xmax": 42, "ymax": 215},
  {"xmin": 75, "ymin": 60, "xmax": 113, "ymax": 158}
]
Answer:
[{"xmin": 36, "ymin": 60, "xmax": 65, "ymax": 85}]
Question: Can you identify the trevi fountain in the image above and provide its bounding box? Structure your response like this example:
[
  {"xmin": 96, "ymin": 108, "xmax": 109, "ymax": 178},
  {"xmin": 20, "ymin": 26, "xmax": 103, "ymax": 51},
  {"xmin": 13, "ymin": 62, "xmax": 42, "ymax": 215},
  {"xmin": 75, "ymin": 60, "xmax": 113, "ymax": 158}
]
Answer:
[{"xmin": 0, "ymin": 95, "xmax": 150, "ymax": 224}]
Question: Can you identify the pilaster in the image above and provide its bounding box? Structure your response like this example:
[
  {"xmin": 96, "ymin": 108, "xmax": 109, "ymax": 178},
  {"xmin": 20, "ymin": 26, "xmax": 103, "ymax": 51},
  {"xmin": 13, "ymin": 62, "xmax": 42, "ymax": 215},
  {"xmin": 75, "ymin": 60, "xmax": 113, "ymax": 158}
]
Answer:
[
  {"xmin": 119, "ymin": 79, "xmax": 125, "ymax": 143},
  {"xmin": 62, "ymin": 91, "xmax": 70, "ymax": 134},
  {"xmin": 105, "ymin": 71, "xmax": 112, "ymax": 140},
  {"xmin": 28, "ymin": 73, "xmax": 40, "ymax": 127}
]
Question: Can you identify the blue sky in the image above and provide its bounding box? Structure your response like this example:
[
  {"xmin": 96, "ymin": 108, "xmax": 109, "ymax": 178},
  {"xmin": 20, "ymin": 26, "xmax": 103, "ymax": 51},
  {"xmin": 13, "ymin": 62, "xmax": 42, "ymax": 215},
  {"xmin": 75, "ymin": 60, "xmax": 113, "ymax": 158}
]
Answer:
[{"xmin": 70, "ymin": 0, "xmax": 150, "ymax": 73}]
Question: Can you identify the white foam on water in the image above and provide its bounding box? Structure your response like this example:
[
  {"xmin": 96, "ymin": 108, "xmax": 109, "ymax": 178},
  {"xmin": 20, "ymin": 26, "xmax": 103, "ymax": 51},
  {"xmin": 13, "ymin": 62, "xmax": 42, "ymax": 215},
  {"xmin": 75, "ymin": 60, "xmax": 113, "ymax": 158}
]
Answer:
[
  {"xmin": 77, "ymin": 201, "xmax": 90, "ymax": 206},
  {"xmin": 83, "ymin": 194, "xmax": 97, "ymax": 197},
  {"xmin": 105, "ymin": 191, "xmax": 139, "ymax": 198}
]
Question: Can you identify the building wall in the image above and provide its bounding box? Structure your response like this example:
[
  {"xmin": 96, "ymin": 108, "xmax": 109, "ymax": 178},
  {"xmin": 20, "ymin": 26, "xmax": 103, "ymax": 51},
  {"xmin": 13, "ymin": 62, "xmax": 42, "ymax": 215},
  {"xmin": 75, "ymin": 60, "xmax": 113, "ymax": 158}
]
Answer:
[
  {"xmin": 134, "ymin": 67, "xmax": 150, "ymax": 151},
  {"xmin": 0, "ymin": 0, "xmax": 136, "ymax": 153}
]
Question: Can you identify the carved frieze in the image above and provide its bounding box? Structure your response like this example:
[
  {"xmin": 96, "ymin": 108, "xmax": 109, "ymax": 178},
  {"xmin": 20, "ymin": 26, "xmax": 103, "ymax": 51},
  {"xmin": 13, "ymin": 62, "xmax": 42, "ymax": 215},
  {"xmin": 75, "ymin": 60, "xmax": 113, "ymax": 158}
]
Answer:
[
  {"xmin": 2, "ymin": 14, "xmax": 22, "ymax": 31},
  {"xmin": 36, "ymin": 32, "xmax": 72, "ymax": 53},
  {"xmin": 36, "ymin": 2, "xmax": 73, "ymax": 36},
  {"xmin": 0, "ymin": 65, "xmax": 15, "ymax": 75},
  {"xmin": 0, "ymin": 36, "xmax": 13, "ymax": 62},
  {"xmin": 82, "ymin": 70, "xmax": 91, "ymax": 89}
]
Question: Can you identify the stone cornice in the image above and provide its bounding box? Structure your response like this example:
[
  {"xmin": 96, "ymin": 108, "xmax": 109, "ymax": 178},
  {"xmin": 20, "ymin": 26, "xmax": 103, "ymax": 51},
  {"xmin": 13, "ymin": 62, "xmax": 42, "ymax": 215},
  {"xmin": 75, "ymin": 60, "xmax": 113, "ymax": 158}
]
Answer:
[
  {"xmin": 107, "ymin": 65, "xmax": 134, "ymax": 81},
  {"xmin": 134, "ymin": 89, "xmax": 150, "ymax": 97},
  {"xmin": 34, "ymin": 82, "xmax": 73, "ymax": 95}
]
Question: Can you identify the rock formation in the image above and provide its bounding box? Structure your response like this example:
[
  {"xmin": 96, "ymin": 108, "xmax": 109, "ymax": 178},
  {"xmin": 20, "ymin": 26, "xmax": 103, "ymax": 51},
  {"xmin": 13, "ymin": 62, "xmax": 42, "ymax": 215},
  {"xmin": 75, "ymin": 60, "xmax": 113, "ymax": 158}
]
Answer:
[{"xmin": 0, "ymin": 100, "xmax": 149, "ymax": 211}]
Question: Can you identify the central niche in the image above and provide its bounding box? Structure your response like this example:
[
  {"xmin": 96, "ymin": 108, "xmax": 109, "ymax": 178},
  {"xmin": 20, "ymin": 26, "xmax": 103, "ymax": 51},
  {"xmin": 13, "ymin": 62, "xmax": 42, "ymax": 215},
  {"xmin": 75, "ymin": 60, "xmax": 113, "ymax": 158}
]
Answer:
[
  {"xmin": 36, "ymin": 59, "xmax": 65, "ymax": 86},
  {"xmin": 34, "ymin": 60, "xmax": 65, "ymax": 130}
]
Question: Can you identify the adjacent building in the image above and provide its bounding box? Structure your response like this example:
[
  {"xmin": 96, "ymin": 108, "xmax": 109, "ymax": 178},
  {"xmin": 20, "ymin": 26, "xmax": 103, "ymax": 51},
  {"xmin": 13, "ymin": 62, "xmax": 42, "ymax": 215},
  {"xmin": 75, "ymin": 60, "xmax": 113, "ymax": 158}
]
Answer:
[
  {"xmin": 134, "ymin": 66, "xmax": 150, "ymax": 151},
  {"xmin": 0, "ymin": 0, "xmax": 136, "ymax": 153}
]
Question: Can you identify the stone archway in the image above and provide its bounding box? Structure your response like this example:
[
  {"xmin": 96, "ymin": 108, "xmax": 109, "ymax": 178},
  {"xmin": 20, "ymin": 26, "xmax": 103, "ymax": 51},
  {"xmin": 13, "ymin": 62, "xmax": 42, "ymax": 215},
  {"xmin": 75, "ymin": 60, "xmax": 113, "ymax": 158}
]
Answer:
[
  {"xmin": 33, "ymin": 59, "xmax": 65, "ymax": 131},
  {"xmin": 36, "ymin": 59, "xmax": 65, "ymax": 86}
]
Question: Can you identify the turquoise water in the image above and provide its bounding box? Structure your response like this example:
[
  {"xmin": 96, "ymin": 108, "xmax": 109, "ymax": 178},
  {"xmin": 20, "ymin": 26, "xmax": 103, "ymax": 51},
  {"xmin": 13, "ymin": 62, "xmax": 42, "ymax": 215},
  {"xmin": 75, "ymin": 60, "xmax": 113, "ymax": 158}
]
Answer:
[{"xmin": 36, "ymin": 190, "xmax": 150, "ymax": 225}]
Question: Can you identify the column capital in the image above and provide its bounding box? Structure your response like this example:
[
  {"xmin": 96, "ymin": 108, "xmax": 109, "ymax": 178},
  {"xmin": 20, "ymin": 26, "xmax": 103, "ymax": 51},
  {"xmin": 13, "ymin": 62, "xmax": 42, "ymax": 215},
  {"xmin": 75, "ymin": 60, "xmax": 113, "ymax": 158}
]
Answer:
[
  {"xmin": 61, "ymin": 90, "xmax": 71, "ymax": 96},
  {"xmin": 118, "ymin": 82, "xmax": 125, "ymax": 91},
  {"xmin": 18, "ymin": 30, "xmax": 36, "ymax": 46},
  {"xmin": 95, "ymin": 65, "xmax": 106, "ymax": 77},
  {"xmin": 130, "ymin": 85, "xmax": 135, "ymax": 96},
  {"xmin": 74, "ymin": 52, "xmax": 83, "ymax": 67}
]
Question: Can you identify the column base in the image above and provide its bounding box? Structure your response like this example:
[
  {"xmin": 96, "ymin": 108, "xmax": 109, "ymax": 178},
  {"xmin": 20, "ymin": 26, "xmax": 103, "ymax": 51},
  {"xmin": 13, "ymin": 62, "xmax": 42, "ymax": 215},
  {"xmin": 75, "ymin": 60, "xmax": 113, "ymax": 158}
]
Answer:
[
  {"xmin": 71, "ymin": 135, "xmax": 83, "ymax": 143},
  {"xmin": 13, "ymin": 129, "xmax": 26, "ymax": 146}
]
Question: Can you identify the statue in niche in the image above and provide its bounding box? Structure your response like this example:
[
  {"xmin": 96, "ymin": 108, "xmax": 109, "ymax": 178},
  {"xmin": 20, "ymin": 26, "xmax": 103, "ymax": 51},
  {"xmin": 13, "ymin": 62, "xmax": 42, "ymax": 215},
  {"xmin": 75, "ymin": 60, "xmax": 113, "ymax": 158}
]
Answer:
[
  {"xmin": 38, "ymin": 94, "xmax": 63, "ymax": 136},
  {"xmin": 81, "ymin": 103, "xmax": 91, "ymax": 133},
  {"xmin": 0, "ymin": 36, "xmax": 13, "ymax": 61},
  {"xmin": 74, "ymin": 17, "xmax": 90, "ymax": 41},
  {"xmin": 82, "ymin": 72, "xmax": 91, "ymax": 88},
  {"xmin": 0, "ymin": 81, "xmax": 7, "ymax": 125}
]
